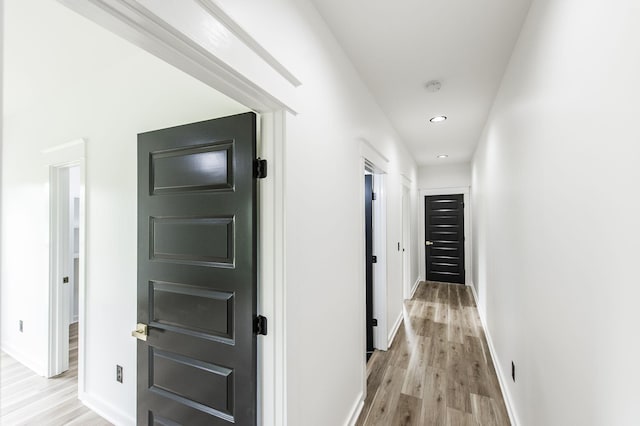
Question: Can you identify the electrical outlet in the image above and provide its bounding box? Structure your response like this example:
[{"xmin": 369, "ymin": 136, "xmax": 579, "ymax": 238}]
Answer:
[
  {"xmin": 511, "ymin": 361, "xmax": 515, "ymax": 382},
  {"xmin": 116, "ymin": 365, "xmax": 123, "ymax": 383},
  {"xmin": 19, "ymin": 320, "xmax": 23, "ymax": 333}
]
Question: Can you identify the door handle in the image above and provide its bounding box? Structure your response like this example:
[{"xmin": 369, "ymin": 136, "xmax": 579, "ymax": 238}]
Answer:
[
  {"xmin": 131, "ymin": 323, "xmax": 148, "ymax": 341},
  {"xmin": 425, "ymin": 241, "xmax": 434, "ymax": 246}
]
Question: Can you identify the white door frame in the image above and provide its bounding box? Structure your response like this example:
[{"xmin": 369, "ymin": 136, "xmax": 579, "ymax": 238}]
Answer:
[
  {"xmin": 361, "ymin": 166, "xmax": 388, "ymax": 354},
  {"xmin": 360, "ymin": 140, "xmax": 390, "ymax": 353},
  {"xmin": 54, "ymin": 2, "xmax": 293, "ymax": 424},
  {"xmin": 359, "ymin": 141, "xmax": 390, "ymax": 410},
  {"xmin": 44, "ymin": 139, "xmax": 86, "ymax": 382},
  {"xmin": 419, "ymin": 187, "xmax": 472, "ymax": 286},
  {"xmin": 401, "ymin": 184, "xmax": 412, "ymax": 299}
]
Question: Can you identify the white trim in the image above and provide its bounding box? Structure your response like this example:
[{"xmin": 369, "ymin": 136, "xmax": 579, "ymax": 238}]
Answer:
[
  {"xmin": 80, "ymin": 391, "xmax": 135, "ymax": 426},
  {"xmin": 410, "ymin": 278, "xmax": 421, "ymax": 299},
  {"xmin": 419, "ymin": 187, "xmax": 472, "ymax": 285},
  {"xmin": 358, "ymin": 157, "xmax": 368, "ymax": 406},
  {"xmin": 58, "ymin": 0, "xmax": 299, "ymax": 114},
  {"xmin": 360, "ymin": 138, "xmax": 389, "ymax": 174},
  {"xmin": 372, "ymin": 174, "xmax": 388, "ymax": 350},
  {"xmin": 48, "ymin": 165, "xmax": 71, "ymax": 377},
  {"xmin": 387, "ymin": 311, "xmax": 403, "ymax": 346},
  {"xmin": 361, "ymin": 145, "xmax": 389, "ymax": 352},
  {"xmin": 359, "ymin": 147, "xmax": 390, "ymax": 418},
  {"xmin": 345, "ymin": 393, "xmax": 365, "ymax": 426},
  {"xmin": 468, "ymin": 284, "xmax": 519, "ymax": 426},
  {"xmin": 196, "ymin": 0, "xmax": 301, "ymax": 87},
  {"xmin": 401, "ymin": 185, "xmax": 411, "ymax": 300},
  {"xmin": 41, "ymin": 138, "xmax": 85, "ymax": 154},
  {"xmin": 43, "ymin": 140, "xmax": 86, "ymax": 397},
  {"xmin": 257, "ymin": 111, "xmax": 287, "ymax": 426}
]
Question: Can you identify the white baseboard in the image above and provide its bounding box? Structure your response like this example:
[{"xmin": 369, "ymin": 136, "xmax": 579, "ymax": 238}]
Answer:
[
  {"xmin": 80, "ymin": 391, "xmax": 135, "ymax": 426},
  {"xmin": 1, "ymin": 342, "xmax": 46, "ymax": 377},
  {"xmin": 345, "ymin": 392, "xmax": 364, "ymax": 426},
  {"xmin": 410, "ymin": 278, "xmax": 421, "ymax": 299},
  {"xmin": 468, "ymin": 284, "xmax": 520, "ymax": 426},
  {"xmin": 387, "ymin": 311, "xmax": 403, "ymax": 346}
]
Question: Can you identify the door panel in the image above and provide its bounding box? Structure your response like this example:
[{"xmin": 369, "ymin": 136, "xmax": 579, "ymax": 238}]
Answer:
[
  {"xmin": 425, "ymin": 194, "xmax": 465, "ymax": 284},
  {"xmin": 137, "ymin": 112, "xmax": 257, "ymax": 425}
]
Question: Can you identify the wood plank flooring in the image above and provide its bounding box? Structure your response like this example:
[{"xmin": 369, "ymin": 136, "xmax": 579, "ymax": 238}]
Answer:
[
  {"xmin": 0, "ymin": 323, "xmax": 111, "ymax": 425},
  {"xmin": 357, "ymin": 281, "xmax": 510, "ymax": 426}
]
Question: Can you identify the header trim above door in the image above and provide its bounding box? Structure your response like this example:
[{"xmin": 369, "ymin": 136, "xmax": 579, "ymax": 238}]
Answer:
[{"xmin": 57, "ymin": 0, "xmax": 300, "ymax": 114}]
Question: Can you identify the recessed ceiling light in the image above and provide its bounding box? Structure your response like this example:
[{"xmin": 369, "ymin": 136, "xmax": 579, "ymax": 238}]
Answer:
[
  {"xmin": 437, "ymin": 154, "xmax": 449, "ymax": 159},
  {"xmin": 430, "ymin": 115, "xmax": 447, "ymax": 123}
]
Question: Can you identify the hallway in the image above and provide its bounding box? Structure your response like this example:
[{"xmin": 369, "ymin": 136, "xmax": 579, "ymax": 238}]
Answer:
[
  {"xmin": 357, "ymin": 281, "xmax": 509, "ymax": 426},
  {"xmin": 0, "ymin": 323, "xmax": 110, "ymax": 425}
]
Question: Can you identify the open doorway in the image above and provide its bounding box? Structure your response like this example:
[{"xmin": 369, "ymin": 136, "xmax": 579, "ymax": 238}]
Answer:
[
  {"xmin": 363, "ymin": 161, "xmax": 388, "ymax": 364},
  {"xmin": 364, "ymin": 172, "xmax": 375, "ymax": 361},
  {"xmin": 48, "ymin": 162, "xmax": 82, "ymax": 378}
]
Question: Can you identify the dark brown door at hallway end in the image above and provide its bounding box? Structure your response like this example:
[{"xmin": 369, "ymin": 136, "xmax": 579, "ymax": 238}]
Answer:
[
  {"xmin": 425, "ymin": 194, "xmax": 465, "ymax": 284},
  {"xmin": 137, "ymin": 112, "xmax": 258, "ymax": 425}
]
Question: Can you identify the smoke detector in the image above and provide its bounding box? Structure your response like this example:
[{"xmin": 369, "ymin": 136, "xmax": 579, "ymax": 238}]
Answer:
[{"xmin": 425, "ymin": 80, "xmax": 442, "ymax": 92}]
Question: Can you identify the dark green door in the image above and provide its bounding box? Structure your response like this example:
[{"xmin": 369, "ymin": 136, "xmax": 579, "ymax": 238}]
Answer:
[{"xmin": 136, "ymin": 112, "xmax": 258, "ymax": 425}]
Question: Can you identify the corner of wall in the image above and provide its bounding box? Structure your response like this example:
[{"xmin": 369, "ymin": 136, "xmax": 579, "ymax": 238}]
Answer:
[
  {"xmin": 80, "ymin": 391, "xmax": 135, "ymax": 426},
  {"xmin": 410, "ymin": 277, "xmax": 420, "ymax": 299},
  {"xmin": 344, "ymin": 392, "xmax": 364, "ymax": 426},
  {"xmin": 387, "ymin": 310, "xmax": 404, "ymax": 346},
  {"xmin": 0, "ymin": 342, "xmax": 46, "ymax": 377}
]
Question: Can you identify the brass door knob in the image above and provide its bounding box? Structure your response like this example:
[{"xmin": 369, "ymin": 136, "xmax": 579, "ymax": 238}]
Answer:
[{"xmin": 131, "ymin": 323, "xmax": 148, "ymax": 341}]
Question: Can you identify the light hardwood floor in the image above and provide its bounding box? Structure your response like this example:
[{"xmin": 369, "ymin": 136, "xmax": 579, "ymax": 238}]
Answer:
[
  {"xmin": 0, "ymin": 323, "xmax": 111, "ymax": 425},
  {"xmin": 357, "ymin": 281, "xmax": 510, "ymax": 426}
]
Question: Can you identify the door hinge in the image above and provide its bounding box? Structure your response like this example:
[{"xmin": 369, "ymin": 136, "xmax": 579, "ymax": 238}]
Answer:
[
  {"xmin": 254, "ymin": 158, "xmax": 267, "ymax": 179},
  {"xmin": 372, "ymin": 255, "xmax": 378, "ymax": 264},
  {"xmin": 372, "ymin": 318, "xmax": 378, "ymax": 327},
  {"xmin": 372, "ymin": 192, "xmax": 377, "ymax": 201},
  {"xmin": 255, "ymin": 315, "xmax": 268, "ymax": 336}
]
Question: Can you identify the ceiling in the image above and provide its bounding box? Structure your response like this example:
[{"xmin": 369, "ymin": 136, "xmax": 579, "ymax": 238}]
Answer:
[
  {"xmin": 3, "ymin": 0, "xmax": 247, "ymax": 119},
  {"xmin": 310, "ymin": 0, "xmax": 532, "ymax": 165}
]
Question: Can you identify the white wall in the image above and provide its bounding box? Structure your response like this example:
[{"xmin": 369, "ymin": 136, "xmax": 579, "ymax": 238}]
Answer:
[
  {"xmin": 418, "ymin": 162, "xmax": 470, "ymax": 189},
  {"xmin": 214, "ymin": 1, "xmax": 419, "ymax": 424},
  {"xmin": 472, "ymin": 0, "xmax": 640, "ymax": 424},
  {"xmin": 1, "ymin": 0, "xmax": 248, "ymax": 422},
  {"xmin": 3, "ymin": 1, "xmax": 420, "ymax": 426}
]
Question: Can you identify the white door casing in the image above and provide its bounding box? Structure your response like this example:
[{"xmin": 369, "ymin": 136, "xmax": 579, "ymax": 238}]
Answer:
[{"xmin": 44, "ymin": 139, "xmax": 86, "ymax": 382}]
